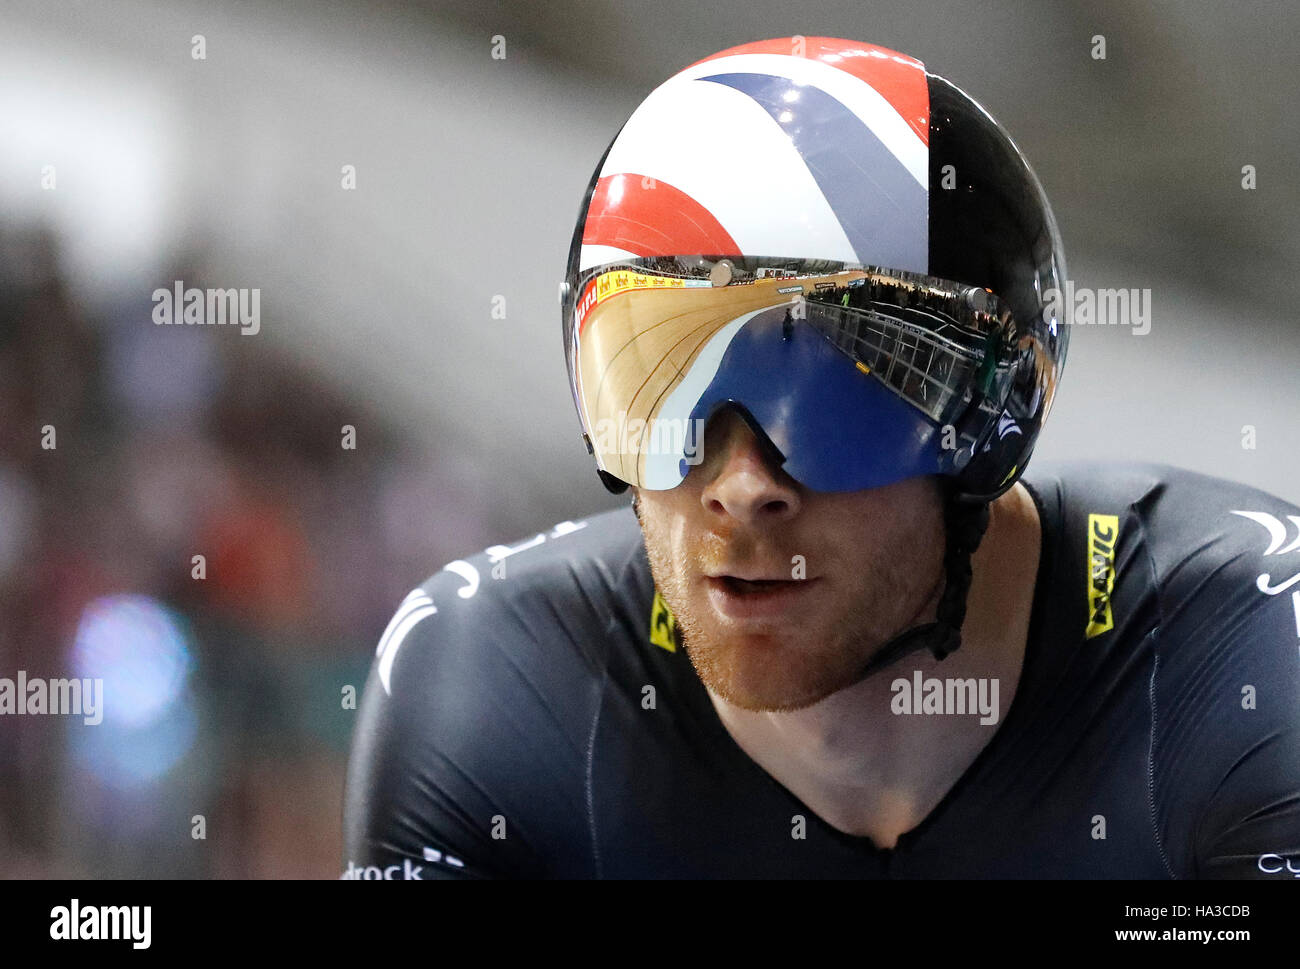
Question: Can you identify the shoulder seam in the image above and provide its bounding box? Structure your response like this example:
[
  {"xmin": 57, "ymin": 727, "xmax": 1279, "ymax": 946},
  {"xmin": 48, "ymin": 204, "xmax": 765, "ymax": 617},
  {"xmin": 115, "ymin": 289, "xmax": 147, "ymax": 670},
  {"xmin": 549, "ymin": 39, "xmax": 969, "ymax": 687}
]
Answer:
[
  {"xmin": 585, "ymin": 657, "xmax": 609, "ymax": 880},
  {"xmin": 1145, "ymin": 634, "xmax": 1177, "ymax": 878},
  {"xmin": 1135, "ymin": 498, "xmax": 1178, "ymax": 879}
]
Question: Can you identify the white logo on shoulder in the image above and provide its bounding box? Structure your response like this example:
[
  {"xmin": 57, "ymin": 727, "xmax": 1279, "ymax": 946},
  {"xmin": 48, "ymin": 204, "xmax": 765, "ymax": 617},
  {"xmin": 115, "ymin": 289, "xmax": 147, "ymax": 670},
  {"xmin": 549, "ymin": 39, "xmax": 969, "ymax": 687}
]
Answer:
[
  {"xmin": 1231, "ymin": 510, "xmax": 1300, "ymax": 557},
  {"xmin": 1230, "ymin": 510, "xmax": 1300, "ymax": 642},
  {"xmin": 373, "ymin": 519, "xmax": 592, "ymax": 694},
  {"xmin": 375, "ymin": 589, "xmax": 438, "ymax": 695}
]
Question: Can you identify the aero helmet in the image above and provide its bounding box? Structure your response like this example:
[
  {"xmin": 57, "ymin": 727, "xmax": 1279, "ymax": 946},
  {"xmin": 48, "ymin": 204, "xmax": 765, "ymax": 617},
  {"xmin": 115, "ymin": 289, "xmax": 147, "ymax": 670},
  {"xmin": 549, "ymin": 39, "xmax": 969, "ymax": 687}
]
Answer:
[{"xmin": 560, "ymin": 36, "xmax": 1067, "ymax": 505}]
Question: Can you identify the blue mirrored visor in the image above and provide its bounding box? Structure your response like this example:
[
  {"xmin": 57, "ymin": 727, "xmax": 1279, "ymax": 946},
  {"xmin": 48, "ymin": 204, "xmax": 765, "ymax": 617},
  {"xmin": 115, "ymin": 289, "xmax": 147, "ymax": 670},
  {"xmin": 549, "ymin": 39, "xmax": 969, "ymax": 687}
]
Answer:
[{"xmin": 566, "ymin": 255, "xmax": 1024, "ymax": 493}]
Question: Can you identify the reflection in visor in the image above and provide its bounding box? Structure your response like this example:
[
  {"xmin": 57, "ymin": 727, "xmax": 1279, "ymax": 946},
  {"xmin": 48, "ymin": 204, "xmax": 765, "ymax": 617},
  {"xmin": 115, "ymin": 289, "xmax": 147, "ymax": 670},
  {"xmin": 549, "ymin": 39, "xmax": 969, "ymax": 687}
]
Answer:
[
  {"xmin": 802, "ymin": 273, "xmax": 1016, "ymax": 425},
  {"xmin": 566, "ymin": 256, "xmax": 1048, "ymax": 493}
]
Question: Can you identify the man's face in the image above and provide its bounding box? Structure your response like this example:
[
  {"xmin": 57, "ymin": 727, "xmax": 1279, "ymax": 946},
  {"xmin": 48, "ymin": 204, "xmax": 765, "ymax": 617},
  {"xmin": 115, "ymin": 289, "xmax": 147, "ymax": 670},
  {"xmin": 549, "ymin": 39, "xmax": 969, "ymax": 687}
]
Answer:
[{"xmin": 635, "ymin": 408, "xmax": 946, "ymax": 712}]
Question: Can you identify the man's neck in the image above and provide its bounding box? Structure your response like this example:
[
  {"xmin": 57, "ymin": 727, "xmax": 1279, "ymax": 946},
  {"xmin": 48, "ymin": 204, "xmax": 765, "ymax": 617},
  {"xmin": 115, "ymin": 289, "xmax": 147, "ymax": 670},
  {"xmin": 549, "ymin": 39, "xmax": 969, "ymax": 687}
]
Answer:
[{"xmin": 705, "ymin": 481, "xmax": 1043, "ymax": 849}]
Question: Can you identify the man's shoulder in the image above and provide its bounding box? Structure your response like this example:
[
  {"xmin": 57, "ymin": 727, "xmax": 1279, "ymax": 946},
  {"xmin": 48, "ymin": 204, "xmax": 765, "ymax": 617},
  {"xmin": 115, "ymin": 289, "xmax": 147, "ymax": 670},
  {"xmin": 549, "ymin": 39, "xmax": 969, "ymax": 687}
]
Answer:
[
  {"xmin": 347, "ymin": 507, "xmax": 646, "ymax": 878},
  {"xmin": 1026, "ymin": 458, "xmax": 1300, "ymax": 575},
  {"xmin": 414, "ymin": 505, "xmax": 646, "ymax": 615},
  {"xmin": 1027, "ymin": 458, "xmax": 1300, "ymax": 677},
  {"xmin": 1026, "ymin": 458, "xmax": 1299, "ymax": 513},
  {"xmin": 371, "ymin": 505, "xmax": 648, "ymax": 700}
]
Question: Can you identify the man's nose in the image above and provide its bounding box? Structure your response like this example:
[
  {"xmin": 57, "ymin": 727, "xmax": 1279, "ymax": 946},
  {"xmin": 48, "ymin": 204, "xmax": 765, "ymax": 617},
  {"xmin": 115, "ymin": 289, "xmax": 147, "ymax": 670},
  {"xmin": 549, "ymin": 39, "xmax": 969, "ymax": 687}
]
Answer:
[{"xmin": 697, "ymin": 410, "xmax": 802, "ymax": 524}]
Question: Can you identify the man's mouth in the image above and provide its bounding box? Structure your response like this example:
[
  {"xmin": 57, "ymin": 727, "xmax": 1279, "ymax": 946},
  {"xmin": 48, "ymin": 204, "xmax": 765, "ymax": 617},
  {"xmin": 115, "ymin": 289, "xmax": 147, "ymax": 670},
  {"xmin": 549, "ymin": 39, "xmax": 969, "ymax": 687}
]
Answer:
[
  {"xmin": 716, "ymin": 576, "xmax": 797, "ymax": 595},
  {"xmin": 703, "ymin": 573, "xmax": 821, "ymax": 620}
]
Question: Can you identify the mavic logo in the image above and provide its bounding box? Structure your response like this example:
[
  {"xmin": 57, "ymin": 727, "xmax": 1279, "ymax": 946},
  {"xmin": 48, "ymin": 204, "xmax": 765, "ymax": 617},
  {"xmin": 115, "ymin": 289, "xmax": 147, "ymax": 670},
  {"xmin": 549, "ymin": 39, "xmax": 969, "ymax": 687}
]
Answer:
[
  {"xmin": 1229, "ymin": 510, "xmax": 1300, "ymax": 639},
  {"xmin": 1085, "ymin": 514, "xmax": 1119, "ymax": 639},
  {"xmin": 649, "ymin": 590, "xmax": 680, "ymax": 653}
]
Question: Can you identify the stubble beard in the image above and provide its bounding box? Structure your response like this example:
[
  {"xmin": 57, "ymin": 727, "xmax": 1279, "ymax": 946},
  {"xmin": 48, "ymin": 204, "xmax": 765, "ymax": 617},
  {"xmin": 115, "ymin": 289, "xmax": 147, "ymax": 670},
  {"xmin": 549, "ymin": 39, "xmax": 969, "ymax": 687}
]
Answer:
[{"xmin": 639, "ymin": 511, "xmax": 945, "ymax": 714}]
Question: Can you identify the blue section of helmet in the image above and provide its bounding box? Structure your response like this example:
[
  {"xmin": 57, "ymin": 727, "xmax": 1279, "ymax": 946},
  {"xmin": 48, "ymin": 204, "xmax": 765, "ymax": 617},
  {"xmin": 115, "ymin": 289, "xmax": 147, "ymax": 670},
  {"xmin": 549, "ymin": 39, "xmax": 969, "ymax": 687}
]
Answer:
[
  {"xmin": 682, "ymin": 308, "xmax": 943, "ymax": 492},
  {"xmin": 697, "ymin": 72, "xmax": 928, "ymax": 275}
]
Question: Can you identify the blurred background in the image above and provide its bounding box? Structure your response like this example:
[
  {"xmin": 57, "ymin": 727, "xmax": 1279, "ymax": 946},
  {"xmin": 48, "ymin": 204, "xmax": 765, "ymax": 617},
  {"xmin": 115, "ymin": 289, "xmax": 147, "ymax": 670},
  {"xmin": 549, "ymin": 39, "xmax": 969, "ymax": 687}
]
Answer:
[{"xmin": 0, "ymin": 0, "xmax": 1296, "ymax": 878}]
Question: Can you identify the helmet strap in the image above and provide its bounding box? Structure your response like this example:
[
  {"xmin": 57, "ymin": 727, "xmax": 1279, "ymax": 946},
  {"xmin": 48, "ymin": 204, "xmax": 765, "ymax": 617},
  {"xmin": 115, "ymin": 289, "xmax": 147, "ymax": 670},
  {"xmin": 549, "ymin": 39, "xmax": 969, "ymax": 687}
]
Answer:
[{"xmin": 856, "ymin": 484, "xmax": 990, "ymax": 680}]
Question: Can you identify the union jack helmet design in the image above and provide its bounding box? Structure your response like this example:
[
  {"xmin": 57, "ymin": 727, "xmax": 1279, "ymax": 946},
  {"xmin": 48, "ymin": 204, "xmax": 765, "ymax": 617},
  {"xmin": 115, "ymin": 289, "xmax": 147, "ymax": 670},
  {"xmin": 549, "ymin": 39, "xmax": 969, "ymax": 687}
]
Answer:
[{"xmin": 561, "ymin": 37, "xmax": 1068, "ymax": 500}]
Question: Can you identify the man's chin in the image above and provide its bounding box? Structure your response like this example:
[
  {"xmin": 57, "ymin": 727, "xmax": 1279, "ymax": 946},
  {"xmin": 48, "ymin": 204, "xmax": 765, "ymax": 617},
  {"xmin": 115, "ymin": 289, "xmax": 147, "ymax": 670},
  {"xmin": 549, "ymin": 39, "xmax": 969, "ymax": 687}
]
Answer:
[{"xmin": 682, "ymin": 634, "xmax": 860, "ymax": 713}]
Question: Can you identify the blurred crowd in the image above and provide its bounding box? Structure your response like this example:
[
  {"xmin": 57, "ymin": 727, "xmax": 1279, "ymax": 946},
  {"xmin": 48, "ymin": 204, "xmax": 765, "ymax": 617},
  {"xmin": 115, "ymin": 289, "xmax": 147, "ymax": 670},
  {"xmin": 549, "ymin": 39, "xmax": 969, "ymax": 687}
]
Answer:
[{"xmin": 0, "ymin": 223, "xmax": 504, "ymax": 878}]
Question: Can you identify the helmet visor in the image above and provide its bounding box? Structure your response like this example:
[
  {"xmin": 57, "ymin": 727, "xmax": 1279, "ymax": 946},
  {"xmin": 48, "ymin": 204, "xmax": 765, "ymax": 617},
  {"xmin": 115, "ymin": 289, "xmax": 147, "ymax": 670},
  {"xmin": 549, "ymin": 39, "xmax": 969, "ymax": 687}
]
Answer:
[{"xmin": 565, "ymin": 255, "xmax": 1039, "ymax": 493}]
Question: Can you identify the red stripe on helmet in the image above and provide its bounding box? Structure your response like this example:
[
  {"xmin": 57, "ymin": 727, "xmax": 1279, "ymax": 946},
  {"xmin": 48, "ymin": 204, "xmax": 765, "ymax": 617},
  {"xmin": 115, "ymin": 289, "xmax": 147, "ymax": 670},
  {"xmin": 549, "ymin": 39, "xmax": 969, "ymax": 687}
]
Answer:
[
  {"xmin": 581, "ymin": 174, "xmax": 740, "ymax": 258},
  {"xmin": 684, "ymin": 36, "xmax": 929, "ymax": 147}
]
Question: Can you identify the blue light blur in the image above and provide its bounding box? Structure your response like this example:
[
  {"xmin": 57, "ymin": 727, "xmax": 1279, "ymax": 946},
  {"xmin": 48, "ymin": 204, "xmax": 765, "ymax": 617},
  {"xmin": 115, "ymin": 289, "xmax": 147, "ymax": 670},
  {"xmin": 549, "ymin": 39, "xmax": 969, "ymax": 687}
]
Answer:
[{"xmin": 69, "ymin": 594, "xmax": 197, "ymax": 787}]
